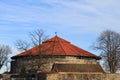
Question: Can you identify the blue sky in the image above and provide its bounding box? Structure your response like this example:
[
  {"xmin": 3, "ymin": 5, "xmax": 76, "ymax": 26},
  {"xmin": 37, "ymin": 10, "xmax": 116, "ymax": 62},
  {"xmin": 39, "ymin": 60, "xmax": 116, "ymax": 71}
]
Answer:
[{"xmin": 0, "ymin": 0, "xmax": 120, "ymax": 73}]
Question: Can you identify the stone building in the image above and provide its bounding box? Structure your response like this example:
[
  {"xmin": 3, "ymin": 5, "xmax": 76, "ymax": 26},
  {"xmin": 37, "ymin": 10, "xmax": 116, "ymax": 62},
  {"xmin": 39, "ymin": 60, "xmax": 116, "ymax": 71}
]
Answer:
[{"xmin": 11, "ymin": 36, "xmax": 104, "ymax": 79}]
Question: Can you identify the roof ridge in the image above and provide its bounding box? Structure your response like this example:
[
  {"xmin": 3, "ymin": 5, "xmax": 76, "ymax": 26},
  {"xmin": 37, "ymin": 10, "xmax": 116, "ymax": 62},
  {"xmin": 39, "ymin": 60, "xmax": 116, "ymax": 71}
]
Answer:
[
  {"xmin": 51, "ymin": 36, "xmax": 57, "ymax": 55},
  {"xmin": 55, "ymin": 36, "xmax": 67, "ymax": 54},
  {"xmin": 59, "ymin": 40, "xmax": 67, "ymax": 55}
]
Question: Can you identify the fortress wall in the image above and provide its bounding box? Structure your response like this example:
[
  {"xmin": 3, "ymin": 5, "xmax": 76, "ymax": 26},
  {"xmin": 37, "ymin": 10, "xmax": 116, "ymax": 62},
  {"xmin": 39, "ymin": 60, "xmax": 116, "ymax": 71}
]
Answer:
[
  {"xmin": 46, "ymin": 73, "xmax": 120, "ymax": 80},
  {"xmin": 11, "ymin": 56, "xmax": 97, "ymax": 73}
]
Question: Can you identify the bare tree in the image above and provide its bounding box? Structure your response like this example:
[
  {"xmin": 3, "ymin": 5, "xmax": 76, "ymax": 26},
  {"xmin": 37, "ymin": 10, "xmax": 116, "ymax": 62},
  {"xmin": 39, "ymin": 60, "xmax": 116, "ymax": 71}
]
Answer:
[
  {"xmin": 29, "ymin": 29, "xmax": 48, "ymax": 46},
  {"xmin": 15, "ymin": 40, "xmax": 30, "ymax": 51},
  {"xmin": 15, "ymin": 29, "xmax": 49, "ymax": 73},
  {"xmin": 93, "ymin": 30, "xmax": 120, "ymax": 73},
  {"xmin": 15, "ymin": 29, "xmax": 48, "ymax": 51},
  {"xmin": 0, "ymin": 45, "xmax": 11, "ymax": 70}
]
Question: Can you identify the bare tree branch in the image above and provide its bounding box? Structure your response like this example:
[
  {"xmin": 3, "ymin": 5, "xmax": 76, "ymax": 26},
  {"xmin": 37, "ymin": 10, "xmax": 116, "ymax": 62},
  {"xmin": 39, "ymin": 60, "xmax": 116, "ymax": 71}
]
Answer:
[
  {"xmin": 29, "ymin": 29, "xmax": 48, "ymax": 46},
  {"xmin": 15, "ymin": 40, "xmax": 30, "ymax": 51},
  {"xmin": 0, "ymin": 45, "xmax": 11, "ymax": 70}
]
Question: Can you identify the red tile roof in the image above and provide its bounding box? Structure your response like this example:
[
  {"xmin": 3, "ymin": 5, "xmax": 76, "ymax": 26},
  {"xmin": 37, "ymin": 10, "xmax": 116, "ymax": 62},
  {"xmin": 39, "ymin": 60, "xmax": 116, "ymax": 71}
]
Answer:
[{"xmin": 12, "ymin": 36, "xmax": 100, "ymax": 59}]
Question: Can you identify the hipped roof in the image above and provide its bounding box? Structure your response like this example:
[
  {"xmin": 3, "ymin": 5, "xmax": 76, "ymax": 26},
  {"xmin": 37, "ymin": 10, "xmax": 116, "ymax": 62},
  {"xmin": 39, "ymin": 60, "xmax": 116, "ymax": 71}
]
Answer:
[{"xmin": 12, "ymin": 36, "xmax": 100, "ymax": 59}]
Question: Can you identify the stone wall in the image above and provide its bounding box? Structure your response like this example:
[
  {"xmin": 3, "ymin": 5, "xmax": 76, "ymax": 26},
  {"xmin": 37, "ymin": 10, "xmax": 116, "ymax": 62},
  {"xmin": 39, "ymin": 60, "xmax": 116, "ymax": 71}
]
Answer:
[
  {"xmin": 1, "ymin": 73, "xmax": 120, "ymax": 80},
  {"xmin": 11, "ymin": 56, "xmax": 97, "ymax": 73},
  {"xmin": 46, "ymin": 73, "xmax": 120, "ymax": 80},
  {"xmin": 105, "ymin": 73, "xmax": 120, "ymax": 80}
]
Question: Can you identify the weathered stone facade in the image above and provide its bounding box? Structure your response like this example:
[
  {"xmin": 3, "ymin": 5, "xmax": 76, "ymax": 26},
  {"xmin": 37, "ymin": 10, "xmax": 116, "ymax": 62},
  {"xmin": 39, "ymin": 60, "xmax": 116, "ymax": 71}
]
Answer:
[{"xmin": 11, "ymin": 56, "xmax": 98, "ymax": 74}]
